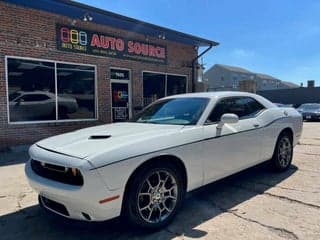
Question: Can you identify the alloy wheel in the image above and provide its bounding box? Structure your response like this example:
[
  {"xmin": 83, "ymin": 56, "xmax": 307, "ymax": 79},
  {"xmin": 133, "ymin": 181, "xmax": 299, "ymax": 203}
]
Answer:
[
  {"xmin": 137, "ymin": 170, "xmax": 178, "ymax": 224},
  {"xmin": 278, "ymin": 137, "xmax": 292, "ymax": 168}
]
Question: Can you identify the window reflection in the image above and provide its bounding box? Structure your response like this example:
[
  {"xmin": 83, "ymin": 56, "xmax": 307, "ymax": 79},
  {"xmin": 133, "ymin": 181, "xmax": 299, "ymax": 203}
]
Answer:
[
  {"xmin": 57, "ymin": 64, "xmax": 95, "ymax": 119},
  {"xmin": 142, "ymin": 72, "xmax": 187, "ymax": 107},
  {"xmin": 7, "ymin": 58, "xmax": 96, "ymax": 122},
  {"xmin": 143, "ymin": 72, "xmax": 165, "ymax": 107},
  {"xmin": 167, "ymin": 75, "xmax": 187, "ymax": 96},
  {"xmin": 8, "ymin": 59, "xmax": 55, "ymax": 122}
]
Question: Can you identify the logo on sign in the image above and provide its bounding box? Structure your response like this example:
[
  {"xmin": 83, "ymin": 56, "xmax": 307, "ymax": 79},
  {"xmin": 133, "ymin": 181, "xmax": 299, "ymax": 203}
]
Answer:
[
  {"xmin": 57, "ymin": 25, "xmax": 167, "ymax": 64},
  {"xmin": 113, "ymin": 90, "xmax": 128, "ymax": 101}
]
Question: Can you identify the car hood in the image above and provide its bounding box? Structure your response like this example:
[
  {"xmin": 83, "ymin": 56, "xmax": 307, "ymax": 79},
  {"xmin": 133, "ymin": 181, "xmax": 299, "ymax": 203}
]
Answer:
[{"xmin": 36, "ymin": 122, "xmax": 185, "ymax": 159}]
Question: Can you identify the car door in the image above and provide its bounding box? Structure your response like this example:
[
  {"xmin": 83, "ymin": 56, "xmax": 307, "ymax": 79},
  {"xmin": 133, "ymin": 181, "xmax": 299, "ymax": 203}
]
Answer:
[
  {"xmin": 12, "ymin": 94, "xmax": 53, "ymax": 120},
  {"xmin": 202, "ymin": 96, "xmax": 265, "ymax": 184}
]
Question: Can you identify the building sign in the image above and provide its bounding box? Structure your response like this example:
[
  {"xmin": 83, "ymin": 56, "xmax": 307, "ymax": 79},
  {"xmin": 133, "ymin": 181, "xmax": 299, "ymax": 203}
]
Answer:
[{"xmin": 56, "ymin": 24, "xmax": 167, "ymax": 64}]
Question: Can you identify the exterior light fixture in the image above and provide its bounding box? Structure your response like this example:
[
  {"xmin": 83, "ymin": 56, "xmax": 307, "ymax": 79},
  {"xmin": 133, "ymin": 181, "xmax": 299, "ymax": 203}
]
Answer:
[
  {"xmin": 158, "ymin": 33, "xmax": 166, "ymax": 40},
  {"xmin": 83, "ymin": 13, "xmax": 93, "ymax": 22}
]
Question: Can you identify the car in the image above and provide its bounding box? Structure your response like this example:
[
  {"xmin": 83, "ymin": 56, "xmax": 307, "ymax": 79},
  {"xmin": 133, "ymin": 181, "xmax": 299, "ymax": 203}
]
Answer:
[
  {"xmin": 296, "ymin": 103, "xmax": 320, "ymax": 121},
  {"xmin": 274, "ymin": 103, "xmax": 294, "ymax": 108},
  {"xmin": 25, "ymin": 91, "xmax": 302, "ymax": 229},
  {"xmin": 9, "ymin": 91, "xmax": 78, "ymax": 121}
]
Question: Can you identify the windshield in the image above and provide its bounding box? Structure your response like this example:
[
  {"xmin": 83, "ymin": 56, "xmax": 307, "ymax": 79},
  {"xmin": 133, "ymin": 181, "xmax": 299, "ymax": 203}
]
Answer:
[
  {"xmin": 298, "ymin": 104, "xmax": 320, "ymax": 110},
  {"xmin": 9, "ymin": 92, "xmax": 21, "ymax": 101},
  {"xmin": 133, "ymin": 97, "xmax": 209, "ymax": 125}
]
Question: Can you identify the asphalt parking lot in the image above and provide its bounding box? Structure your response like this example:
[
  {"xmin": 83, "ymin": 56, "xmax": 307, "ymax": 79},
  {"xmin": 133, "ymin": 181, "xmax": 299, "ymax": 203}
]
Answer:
[{"xmin": 0, "ymin": 122, "xmax": 319, "ymax": 240}]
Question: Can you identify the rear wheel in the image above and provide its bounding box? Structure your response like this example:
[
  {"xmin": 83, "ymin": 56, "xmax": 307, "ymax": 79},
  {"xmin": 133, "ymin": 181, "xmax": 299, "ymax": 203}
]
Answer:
[
  {"xmin": 124, "ymin": 162, "xmax": 185, "ymax": 230},
  {"xmin": 271, "ymin": 132, "xmax": 293, "ymax": 171}
]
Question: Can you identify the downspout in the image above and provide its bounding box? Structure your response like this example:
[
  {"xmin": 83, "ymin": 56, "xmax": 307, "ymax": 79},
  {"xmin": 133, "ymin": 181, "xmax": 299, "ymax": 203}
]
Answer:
[{"xmin": 191, "ymin": 44, "xmax": 213, "ymax": 92}]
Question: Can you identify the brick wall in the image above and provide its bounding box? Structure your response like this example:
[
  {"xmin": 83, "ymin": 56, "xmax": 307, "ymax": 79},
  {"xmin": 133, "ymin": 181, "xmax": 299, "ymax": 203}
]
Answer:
[{"xmin": 0, "ymin": 2, "xmax": 197, "ymax": 149}]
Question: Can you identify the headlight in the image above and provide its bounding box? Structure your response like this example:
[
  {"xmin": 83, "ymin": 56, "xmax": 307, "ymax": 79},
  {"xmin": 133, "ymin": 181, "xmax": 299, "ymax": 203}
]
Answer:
[{"xmin": 31, "ymin": 160, "xmax": 84, "ymax": 186}]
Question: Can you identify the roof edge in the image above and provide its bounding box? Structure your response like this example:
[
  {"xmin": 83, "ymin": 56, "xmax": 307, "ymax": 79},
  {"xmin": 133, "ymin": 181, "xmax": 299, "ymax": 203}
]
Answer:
[{"xmin": 54, "ymin": 0, "xmax": 219, "ymax": 47}]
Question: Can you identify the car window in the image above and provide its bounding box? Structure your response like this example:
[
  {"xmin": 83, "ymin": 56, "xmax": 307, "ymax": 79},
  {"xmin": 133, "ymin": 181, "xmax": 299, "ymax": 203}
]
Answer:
[
  {"xmin": 133, "ymin": 97, "xmax": 209, "ymax": 125},
  {"xmin": 19, "ymin": 94, "xmax": 50, "ymax": 102},
  {"xmin": 298, "ymin": 104, "xmax": 320, "ymax": 110},
  {"xmin": 206, "ymin": 97, "xmax": 265, "ymax": 123}
]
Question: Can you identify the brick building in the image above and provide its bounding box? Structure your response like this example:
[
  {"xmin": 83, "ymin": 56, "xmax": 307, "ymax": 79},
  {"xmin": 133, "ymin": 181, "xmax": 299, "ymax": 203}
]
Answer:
[
  {"xmin": 0, "ymin": 0, "xmax": 218, "ymax": 148},
  {"xmin": 204, "ymin": 64, "xmax": 299, "ymax": 91}
]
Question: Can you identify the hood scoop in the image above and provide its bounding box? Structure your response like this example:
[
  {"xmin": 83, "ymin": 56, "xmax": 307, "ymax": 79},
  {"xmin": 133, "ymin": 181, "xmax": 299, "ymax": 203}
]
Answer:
[{"xmin": 89, "ymin": 135, "xmax": 111, "ymax": 140}]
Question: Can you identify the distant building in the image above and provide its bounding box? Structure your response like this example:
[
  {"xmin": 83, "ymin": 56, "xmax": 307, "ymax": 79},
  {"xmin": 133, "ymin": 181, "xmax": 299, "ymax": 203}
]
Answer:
[
  {"xmin": 204, "ymin": 64, "xmax": 299, "ymax": 91},
  {"xmin": 257, "ymin": 86, "xmax": 320, "ymax": 107}
]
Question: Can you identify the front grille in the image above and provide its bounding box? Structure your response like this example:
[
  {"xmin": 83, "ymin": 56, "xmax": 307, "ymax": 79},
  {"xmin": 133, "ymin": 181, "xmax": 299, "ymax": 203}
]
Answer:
[
  {"xmin": 40, "ymin": 196, "xmax": 69, "ymax": 216},
  {"xmin": 31, "ymin": 159, "xmax": 84, "ymax": 186}
]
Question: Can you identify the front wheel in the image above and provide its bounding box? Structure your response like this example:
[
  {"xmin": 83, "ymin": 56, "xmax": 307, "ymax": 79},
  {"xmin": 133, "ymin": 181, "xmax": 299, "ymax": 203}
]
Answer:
[
  {"xmin": 271, "ymin": 133, "xmax": 293, "ymax": 172},
  {"xmin": 124, "ymin": 162, "xmax": 185, "ymax": 230}
]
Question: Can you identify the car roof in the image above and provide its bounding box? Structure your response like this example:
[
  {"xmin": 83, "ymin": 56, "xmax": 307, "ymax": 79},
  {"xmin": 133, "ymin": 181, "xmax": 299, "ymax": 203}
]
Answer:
[
  {"xmin": 164, "ymin": 91, "xmax": 259, "ymax": 99},
  {"xmin": 300, "ymin": 103, "xmax": 320, "ymax": 105},
  {"xmin": 163, "ymin": 91, "xmax": 275, "ymax": 108},
  {"xmin": 16, "ymin": 90, "xmax": 52, "ymax": 95}
]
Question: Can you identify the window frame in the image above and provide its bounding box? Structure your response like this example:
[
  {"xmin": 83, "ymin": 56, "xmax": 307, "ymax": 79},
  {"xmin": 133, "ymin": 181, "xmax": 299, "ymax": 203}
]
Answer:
[
  {"xmin": 204, "ymin": 96, "xmax": 266, "ymax": 125},
  {"xmin": 5, "ymin": 56, "xmax": 98, "ymax": 124}
]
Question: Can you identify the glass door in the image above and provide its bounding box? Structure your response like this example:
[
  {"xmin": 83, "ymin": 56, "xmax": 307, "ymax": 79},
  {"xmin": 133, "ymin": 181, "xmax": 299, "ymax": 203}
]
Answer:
[{"xmin": 110, "ymin": 68, "xmax": 131, "ymax": 122}]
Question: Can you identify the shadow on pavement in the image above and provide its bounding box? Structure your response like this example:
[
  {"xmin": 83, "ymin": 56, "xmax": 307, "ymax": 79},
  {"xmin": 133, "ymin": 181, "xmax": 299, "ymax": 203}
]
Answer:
[
  {"xmin": 0, "ymin": 145, "xmax": 29, "ymax": 167},
  {"xmin": 0, "ymin": 162, "xmax": 297, "ymax": 240}
]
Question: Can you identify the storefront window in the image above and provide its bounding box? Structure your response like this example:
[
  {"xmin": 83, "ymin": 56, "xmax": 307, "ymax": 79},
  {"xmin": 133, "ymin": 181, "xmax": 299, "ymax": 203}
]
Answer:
[
  {"xmin": 143, "ymin": 72, "xmax": 166, "ymax": 106},
  {"xmin": 143, "ymin": 72, "xmax": 187, "ymax": 106},
  {"xmin": 7, "ymin": 58, "xmax": 55, "ymax": 122},
  {"xmin": 7, "ymin": 57, "xmax": 96, "ymax": 123},
  {"xmin": 57, "ymin": 64, "xmax": 95, "ymax": 120},
  {"xmin": 166, "ymin": 75, "xmax": 187, "ymax": 96}
]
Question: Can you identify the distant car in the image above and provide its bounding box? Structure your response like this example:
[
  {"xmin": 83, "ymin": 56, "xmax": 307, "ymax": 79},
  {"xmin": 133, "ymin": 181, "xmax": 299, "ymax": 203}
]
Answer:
[
  {"xmin": 274, "ymin": 103, "xmax": 294, "ymax": 108},
  {"xmin": 25, "ymin": 92, "xmax": 302, "ymax": 229},
  {"xmin": 9, "ymin": 91, "xmax": 78, "ymax": 121},
  {"xmin": 296, "ymin": 103, "xmax": 320, "ymax": 121}
]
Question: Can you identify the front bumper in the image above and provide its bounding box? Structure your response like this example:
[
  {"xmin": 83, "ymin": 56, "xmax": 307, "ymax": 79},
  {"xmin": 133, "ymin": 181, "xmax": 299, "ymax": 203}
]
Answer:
[{"xmin": 25, "ymin": 157, "xmax": 123, "ymax": 221}]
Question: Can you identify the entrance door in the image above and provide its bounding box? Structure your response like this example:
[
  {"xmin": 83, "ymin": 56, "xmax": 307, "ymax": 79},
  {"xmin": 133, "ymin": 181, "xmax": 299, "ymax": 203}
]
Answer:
[{"xmin": 111, "ymin": 82, "xmax": 130, "ymax": 122}]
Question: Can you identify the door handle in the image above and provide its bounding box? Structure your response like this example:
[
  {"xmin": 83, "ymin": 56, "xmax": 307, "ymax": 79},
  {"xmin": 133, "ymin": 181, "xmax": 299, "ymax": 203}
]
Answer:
[{"xmin": 253, "ymin": 124, "xmax": 260, "ymax": 128}]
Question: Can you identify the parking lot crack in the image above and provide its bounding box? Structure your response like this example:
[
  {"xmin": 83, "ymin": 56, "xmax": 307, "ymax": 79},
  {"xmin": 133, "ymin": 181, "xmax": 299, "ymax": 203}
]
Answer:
[
  {"xmin": 297, "ymin": 152, "xmax": 320, "ymax": 156},
  {"xmin": 294, "ymin": 168, "xmax": 320, "ymax": 174},
  {"xmin": 210, "ymin": 202, "xmax": 299, "ymax": 240},
  {"xmin": 230, "ymin": 184, "xmax": 320, "ymax": 210},
  {"xmin": 251, "ymin": 181, "xmax": 319, "ymax": 194},
  {"xmin": 298, "ymin": 143, "xmax": 320, "ymax": 146}
]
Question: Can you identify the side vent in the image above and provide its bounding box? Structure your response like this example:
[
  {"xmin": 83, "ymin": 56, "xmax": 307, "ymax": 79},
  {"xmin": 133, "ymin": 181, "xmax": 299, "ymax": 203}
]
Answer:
[{"xmin": 89, "ymin": 135, "xmax": 111, "ymax": 140}]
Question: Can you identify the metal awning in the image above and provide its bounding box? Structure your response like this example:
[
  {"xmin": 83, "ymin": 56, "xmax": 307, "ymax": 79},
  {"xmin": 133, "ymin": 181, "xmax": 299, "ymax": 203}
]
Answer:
[{"xmin": 3, "ymin": 0, "xmax": 219, "ymax": 47}]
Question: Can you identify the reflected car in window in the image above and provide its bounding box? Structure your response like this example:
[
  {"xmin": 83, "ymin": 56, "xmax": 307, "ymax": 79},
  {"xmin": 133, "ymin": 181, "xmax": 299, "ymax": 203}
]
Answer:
[
  {"xmin": 9, "ymin": 91, "xmax": 78, "ymax": 121},
  {"xmin": 25, "ymin": 92, "xmax": 302, "ymax": 230}
]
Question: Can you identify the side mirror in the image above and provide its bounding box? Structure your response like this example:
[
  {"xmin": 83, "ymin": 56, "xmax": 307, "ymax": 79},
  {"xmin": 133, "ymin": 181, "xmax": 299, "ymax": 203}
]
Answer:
[{"xmin": 217, "ymin": 113, "xmax": 239, "ymax": 129}]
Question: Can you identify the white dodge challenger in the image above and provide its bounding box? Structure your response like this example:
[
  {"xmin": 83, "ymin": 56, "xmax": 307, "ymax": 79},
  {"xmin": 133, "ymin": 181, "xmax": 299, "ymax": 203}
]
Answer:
[{"xmin": 25, "ymin": 92, "xmax": 302, "ymax": 229}]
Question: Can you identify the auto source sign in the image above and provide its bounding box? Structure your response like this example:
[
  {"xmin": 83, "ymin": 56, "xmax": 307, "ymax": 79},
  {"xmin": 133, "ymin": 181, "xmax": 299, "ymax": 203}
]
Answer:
[{"xmin": 56, "ymin": 25, "xmax": 167, "ymax": 64}]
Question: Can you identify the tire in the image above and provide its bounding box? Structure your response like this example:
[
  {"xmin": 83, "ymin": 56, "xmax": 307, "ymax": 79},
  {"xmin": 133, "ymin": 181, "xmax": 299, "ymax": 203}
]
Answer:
[
  {"xmin": 271, "ymin": 132, "xmax": 293, "ymax": 172},
  {"xmin": 123, "ymin": 162, "xmax": 185, "ymax": 230}
]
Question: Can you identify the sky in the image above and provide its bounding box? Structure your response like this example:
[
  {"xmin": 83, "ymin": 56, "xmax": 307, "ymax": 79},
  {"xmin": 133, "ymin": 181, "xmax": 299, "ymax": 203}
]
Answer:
[{"xmin": 77, "ymin": 0, "xmax": 320, "ymax": 86}]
